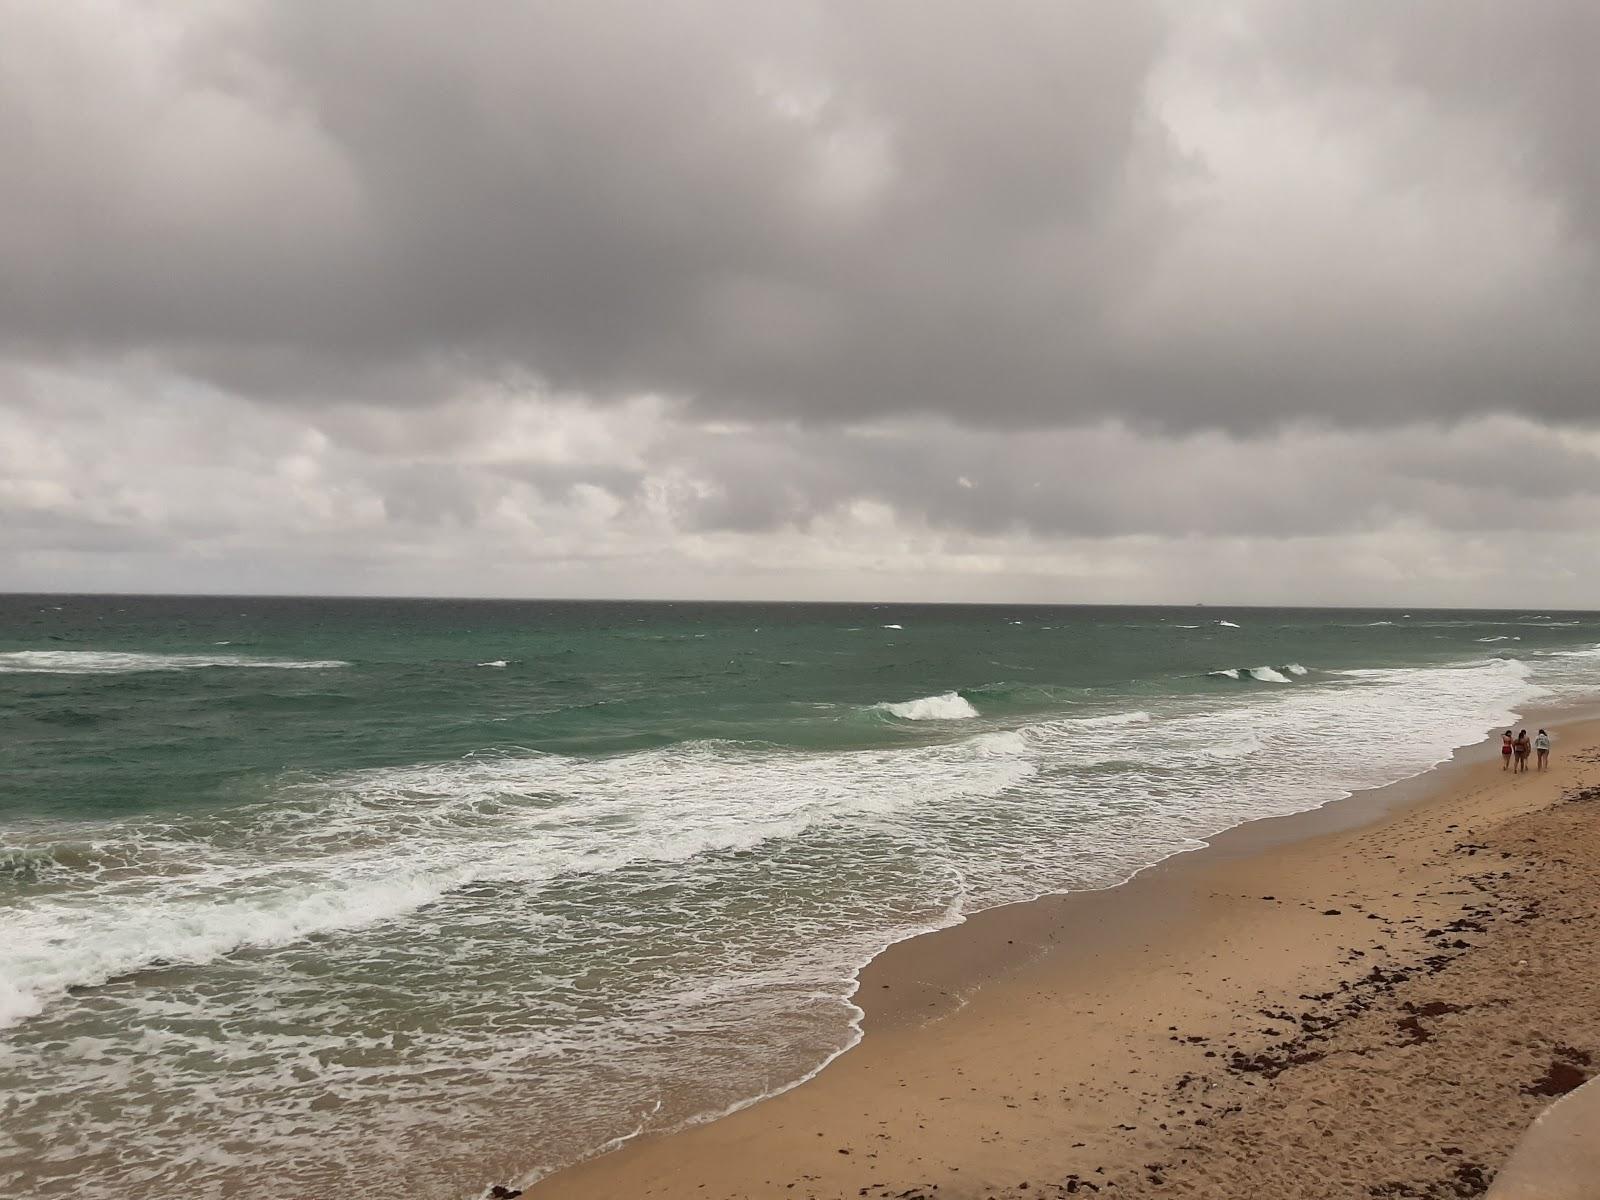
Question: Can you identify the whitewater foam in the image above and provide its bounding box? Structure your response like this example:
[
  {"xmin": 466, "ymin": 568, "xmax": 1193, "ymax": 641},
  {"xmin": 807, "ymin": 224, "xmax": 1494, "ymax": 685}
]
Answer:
[
  {"xmin": 1217, "ymin": 620, "xmax": 1241, "ymax": 628},
  {"xmin": 0, "ymin": 732, "xmax": 1034, "ymax": 1032},
  {"xmin": 1041, "ymin": 710, "xmax": 1152, "ymax": 729},
  {"xmin": 1210, "ymin": 665, "xmax": 1298, "ymax": 683},
  {"xmin": 1547, "ymin": 644, "xmax": 1600, "ymax": 659},
  {"xmin": 0, "ymin": 650, "xmax": 347, "ymax": 674},
  {"xmin": 880, "ymin": 692, "xmax": 979, "ymax": 720},
  {"xmin": 0, "ymin": 867, "xmax": 478, "ymax": 1028}
]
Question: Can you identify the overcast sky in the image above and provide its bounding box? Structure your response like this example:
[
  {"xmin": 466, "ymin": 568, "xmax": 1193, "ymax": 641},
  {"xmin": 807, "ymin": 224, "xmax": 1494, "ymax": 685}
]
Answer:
[{"xmin": 3, "ymin": 1, "xmax": 1597, "ymax": 604}]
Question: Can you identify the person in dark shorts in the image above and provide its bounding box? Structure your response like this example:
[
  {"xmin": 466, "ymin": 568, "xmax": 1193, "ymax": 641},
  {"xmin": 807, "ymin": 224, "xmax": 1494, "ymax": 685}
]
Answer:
[
  {"xmin": 1535, "ymin": 728, "xmax": 1551, "ymax": 771},
  {"xmin": 1513, "ymin": 729, "xmax": 1532, "ymax": 773}
]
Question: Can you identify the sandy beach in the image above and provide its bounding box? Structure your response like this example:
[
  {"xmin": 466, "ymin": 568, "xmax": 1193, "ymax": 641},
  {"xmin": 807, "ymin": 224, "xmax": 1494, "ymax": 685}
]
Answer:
[{"xmin": 527, "ymin": 717, "xmax": 1600, "ymax": 1199}]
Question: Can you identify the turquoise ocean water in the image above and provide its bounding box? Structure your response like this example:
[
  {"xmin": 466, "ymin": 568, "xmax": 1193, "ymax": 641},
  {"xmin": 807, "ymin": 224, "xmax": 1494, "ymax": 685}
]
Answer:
[{"xmin": 2, "ymin": 596, "xmax": 1597, "ymax": 1197}]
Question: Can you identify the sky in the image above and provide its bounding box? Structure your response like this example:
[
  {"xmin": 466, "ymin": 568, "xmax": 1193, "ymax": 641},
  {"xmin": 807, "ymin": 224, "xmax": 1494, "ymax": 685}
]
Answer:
[{"xmin": 2, "ymin": 1, "xmax": 1597, "ymax": 605}]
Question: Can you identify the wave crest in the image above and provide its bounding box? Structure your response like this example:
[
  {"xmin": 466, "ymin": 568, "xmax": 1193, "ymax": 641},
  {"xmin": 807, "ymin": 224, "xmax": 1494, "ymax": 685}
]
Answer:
[
  {"xmin": 880, "ymin": 692, "xmax": 979, "ymax": 720},
  {"xmin": 0, "ymin": 650, "xmax": 348, "ymax": 674},
  {"xmin": 1054, "ymin": 710, "xmax": 1151, "ymax": 729},
  {"xmin": 1209, "ymin": 665, "xmax": 1296, "ymax": 683}
]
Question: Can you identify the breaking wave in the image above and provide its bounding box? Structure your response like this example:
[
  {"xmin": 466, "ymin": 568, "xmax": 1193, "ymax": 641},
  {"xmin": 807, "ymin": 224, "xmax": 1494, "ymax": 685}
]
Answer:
[
  {"xmin": 879, "ymin": 691, "xmax": 979, "ymax": 720},
  {"xmin": 0, "ymin": 650, "xmax": 348, "ymax": 674},
  {"xmin": 1209, "ymin": 665, "xmax": 1296, "ymax": 683},
  {"xmin": 0, "ymin": 730, "xmax": 1036, "ymax": 1032},
  {"xmin": 1051, "ymin": 710, "xmax": 1151, "ymax": 729}
]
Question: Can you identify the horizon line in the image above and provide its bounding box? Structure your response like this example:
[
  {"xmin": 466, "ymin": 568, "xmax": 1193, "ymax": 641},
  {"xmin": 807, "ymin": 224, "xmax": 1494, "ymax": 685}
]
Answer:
[{"xmin": 3, "ymin": 590, "xmax": 1597, "ymax": 614}]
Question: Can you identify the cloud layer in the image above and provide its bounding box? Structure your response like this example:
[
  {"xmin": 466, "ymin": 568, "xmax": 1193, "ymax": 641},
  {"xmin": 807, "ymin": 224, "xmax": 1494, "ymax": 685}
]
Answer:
[{"xmin": 2, "ymin": 1, "xmax": 1597, "ymax": 601}]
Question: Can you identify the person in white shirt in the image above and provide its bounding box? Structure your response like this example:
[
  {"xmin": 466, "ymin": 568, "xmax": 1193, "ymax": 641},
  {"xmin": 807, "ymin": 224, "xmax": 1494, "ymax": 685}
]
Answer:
[{"xmin": 1535, "ymin": 728, "xmax": 1551, "ymax": 771}]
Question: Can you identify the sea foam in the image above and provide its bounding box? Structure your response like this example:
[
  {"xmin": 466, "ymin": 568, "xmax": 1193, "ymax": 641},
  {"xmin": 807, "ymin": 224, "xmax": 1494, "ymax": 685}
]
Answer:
[
  {"xmin": 1209, "ymin": 665, "xmax": 1297, "ymax": 682},
  {"xmin": 881, "ymin": 692, "xmax": 979, "ymax": 720},
  {"xmin": 0, "ymin": 732, "xmax": 1034, "ymax": 1031},
  {"xmin": 1048, "ymin": 710, "xmax": 1152, "ymax": 729},
  {"xmin": 0, "ymin": 650, "xmax": 347, "ymax": 674}
]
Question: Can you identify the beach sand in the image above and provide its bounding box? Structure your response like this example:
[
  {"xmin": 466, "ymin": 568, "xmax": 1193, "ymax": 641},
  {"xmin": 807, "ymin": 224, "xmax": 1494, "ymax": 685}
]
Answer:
[{"xmin": 525, "ymin": 719, "xmax": 1600, "ymax": 1200}]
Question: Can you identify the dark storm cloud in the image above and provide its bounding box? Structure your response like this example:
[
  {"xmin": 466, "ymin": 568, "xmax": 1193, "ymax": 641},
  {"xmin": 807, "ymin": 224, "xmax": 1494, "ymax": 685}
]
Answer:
[{"xmin": 4, "ymin": 0, "xmax": 1596, "ymax": 431}]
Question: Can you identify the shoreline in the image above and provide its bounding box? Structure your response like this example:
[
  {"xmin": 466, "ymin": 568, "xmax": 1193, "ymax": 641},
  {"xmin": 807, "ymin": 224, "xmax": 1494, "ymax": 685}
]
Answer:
[{"xmin": 522, "ymin": 703, "xmax": 1600, "ymax": 1199}]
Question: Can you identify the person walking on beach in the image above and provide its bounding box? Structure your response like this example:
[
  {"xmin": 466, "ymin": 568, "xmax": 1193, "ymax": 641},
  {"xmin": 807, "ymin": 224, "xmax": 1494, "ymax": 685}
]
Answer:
[
  {"xmin": 1514, "ymin": 729, "xmax": 1532, "ymax": 773},
  {"xmin": 1502, "ymin": 730, "xmax": 1514, "ymax": 770},
  {"xmin": 1535, "ymin": 728, "xmax": 1551, "ymax": 771}
]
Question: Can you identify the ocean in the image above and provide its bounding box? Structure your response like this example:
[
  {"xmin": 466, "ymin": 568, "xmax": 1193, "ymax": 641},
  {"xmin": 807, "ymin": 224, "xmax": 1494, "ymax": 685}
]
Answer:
[{"xmin": 2, "ymin": 595, "xmax": 1596, "ymax": 1198}]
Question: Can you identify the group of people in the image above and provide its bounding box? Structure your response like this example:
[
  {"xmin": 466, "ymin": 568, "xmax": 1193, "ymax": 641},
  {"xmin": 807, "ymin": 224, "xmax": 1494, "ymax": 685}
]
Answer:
[{"xmin": 1501, "ymin": 727, "xmax": 1551, "ymax": 773}]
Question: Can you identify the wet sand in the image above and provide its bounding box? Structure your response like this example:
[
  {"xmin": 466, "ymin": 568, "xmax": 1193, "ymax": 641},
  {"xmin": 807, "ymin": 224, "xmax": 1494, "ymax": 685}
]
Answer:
[{"xmin": 525, "ymin": 717, "xmax": 1600, "ymax": 1200}]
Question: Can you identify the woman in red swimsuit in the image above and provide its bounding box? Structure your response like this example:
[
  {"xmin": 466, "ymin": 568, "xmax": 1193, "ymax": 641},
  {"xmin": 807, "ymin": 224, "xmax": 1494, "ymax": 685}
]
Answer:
[{"xmin": 1501, "ymin": 730, "xmax": 1514, "ymax": 770}]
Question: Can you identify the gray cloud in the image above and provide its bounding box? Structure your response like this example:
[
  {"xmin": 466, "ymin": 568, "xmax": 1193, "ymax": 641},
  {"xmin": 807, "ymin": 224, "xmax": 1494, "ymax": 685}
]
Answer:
[
  {"xmin": 5, "ymin": 373, "xmax": 1598, "ymax": 604},
  {"xmin": 647, "ymin": 417, "xmax": 1600, "ymax": 540},
  {"xmin": 4, "ymin": 1, "xmax": 1596, "ymax": 431},
  {"xmin": 3, "ymin": 2, "xmax": 1600, "ymax": 603},
  {"xmin": 1261, "ymin": 3, "xmax": 1600, "ymax": 235}
]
